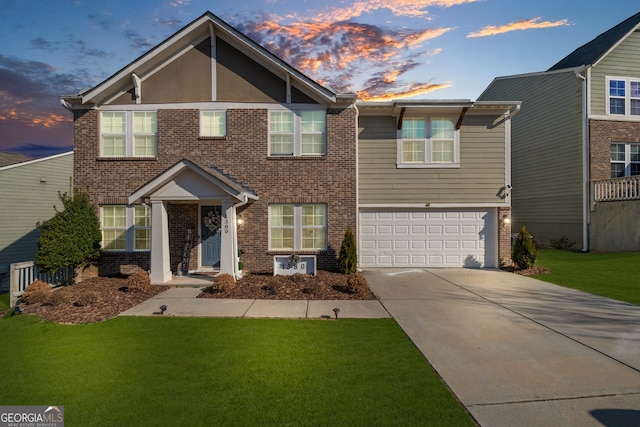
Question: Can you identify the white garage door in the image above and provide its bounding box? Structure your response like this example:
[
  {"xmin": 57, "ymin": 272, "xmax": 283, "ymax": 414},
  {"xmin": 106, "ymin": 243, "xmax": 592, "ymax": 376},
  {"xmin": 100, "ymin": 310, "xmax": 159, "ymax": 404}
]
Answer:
[{"xmin": 359, "ymin": 209, "xmax": 496, "ymax": 268}]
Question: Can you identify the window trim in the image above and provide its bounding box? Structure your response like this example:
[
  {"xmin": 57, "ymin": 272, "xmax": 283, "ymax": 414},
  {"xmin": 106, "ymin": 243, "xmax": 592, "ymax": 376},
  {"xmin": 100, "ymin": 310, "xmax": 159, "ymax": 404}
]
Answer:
[
  {"xmin": 606, "ymin": 76, "xmax": 640, "ymax": 117},
  {"xmin": 397, "ymin": 116, "xmax": 460, "ymax": 168},
  {"xmin": 101, "ymin": 205, "xmax": 151, "ymax": 252},
  {"xmin": 268, "ymin": 109, "xmax": 327, "ymax": 157},
  {"xmin": 268, "ymin": 203, "xmax": 327, "ymax": 251},
  {"xmin": 100, "ymin": 110, "xmax": 157, "ymax": 158}
]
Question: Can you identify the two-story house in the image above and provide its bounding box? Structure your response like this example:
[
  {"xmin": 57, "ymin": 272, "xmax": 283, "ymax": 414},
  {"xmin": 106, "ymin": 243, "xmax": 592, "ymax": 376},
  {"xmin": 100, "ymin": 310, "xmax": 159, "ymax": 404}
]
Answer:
[
  {"xmin": 479, "ymin": 11, "xmax": 640, "ymax": 252},
  {"xmin": 60, "ymin": 11, "xmax": 516, "ymax": 282}
]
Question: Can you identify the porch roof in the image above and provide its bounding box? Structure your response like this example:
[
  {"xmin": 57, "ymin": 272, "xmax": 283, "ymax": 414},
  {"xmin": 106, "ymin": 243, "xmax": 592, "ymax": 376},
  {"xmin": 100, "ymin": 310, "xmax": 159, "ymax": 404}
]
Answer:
[{"xmin": 128, "ymin": 159, "xmax": 258, "ymax": 204}]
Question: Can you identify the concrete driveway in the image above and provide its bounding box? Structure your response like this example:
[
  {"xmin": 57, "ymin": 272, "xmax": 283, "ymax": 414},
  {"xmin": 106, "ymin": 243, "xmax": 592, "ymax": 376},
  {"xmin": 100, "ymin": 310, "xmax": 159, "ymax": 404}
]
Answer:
[{"xmin": 363, "ymin": 268, "xmax": 640, "ymax": 427}]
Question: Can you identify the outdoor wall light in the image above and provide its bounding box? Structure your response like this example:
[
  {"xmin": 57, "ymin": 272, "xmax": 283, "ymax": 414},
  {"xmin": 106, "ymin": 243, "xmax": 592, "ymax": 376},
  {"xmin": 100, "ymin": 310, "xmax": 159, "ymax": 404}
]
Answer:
[
  {"xmin": 237, "ymin": 214, "xmax": 245, "ymax": 227},
  {"xmin": 503, "ymin": 216, "xmax": 511, "ymax": 224}
]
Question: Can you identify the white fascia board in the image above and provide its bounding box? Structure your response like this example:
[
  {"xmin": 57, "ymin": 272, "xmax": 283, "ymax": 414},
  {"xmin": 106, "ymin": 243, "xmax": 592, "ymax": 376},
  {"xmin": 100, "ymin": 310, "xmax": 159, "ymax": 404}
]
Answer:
[
  {"xmin": 591, "ymin": 23, "xmax": 640, "ymax": 68},
  {"xmin": 0, "ymin": 151, "xmax": 73, "ymax": 172},
  {"xmin": 359, "ymin": 203, "xmax": 508, "ymax": 209}
]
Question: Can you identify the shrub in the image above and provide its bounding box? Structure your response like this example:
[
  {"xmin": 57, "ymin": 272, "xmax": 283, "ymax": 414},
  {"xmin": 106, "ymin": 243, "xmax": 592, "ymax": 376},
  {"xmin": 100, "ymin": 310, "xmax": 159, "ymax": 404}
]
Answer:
[
  {"xmin": 125, "ymin": 272, "xmax": 151, "ymax": 293},
  {"xmin": 22, "ymin": 280, "xmax": 51, "ymax": 305},
  {"xmin": 337, "ymin": 228, "xmax": 358, "ymax": 274},
  {"xmin": 216, "ymin": 274, "xmax": 236, "ymax": 292},
  {"xmin": 46, "ymin": 290, "xmax": 72, "ymax": 306},
  {"xmin": 35, "ymin": 190, "xmax": 102, "ymax": 273},
  {"xmin": 549, "ymin": 235, "xmax": 576, "ymax": 251},
  {"xmin": 75, "ymin": 292, "xmax": 99, "ymax": 307},
  {"xmin": 512, "ymin": 225, "xmax": 537, "ymax": 269},
  {"xmin": 346, "ymin": 273, "xmax": 368, "ymax": 294}
]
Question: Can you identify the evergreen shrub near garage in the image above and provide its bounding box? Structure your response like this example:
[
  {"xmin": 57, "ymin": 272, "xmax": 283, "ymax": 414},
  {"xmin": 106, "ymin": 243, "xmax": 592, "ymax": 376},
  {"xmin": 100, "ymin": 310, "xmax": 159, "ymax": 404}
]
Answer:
[
  {"xmin": 512, "ymin": 225, "xmax": 538, "ymax": 269},
  {"xmin": 337, "ymin": 228, "xmax": 358, "ymax": 274}
]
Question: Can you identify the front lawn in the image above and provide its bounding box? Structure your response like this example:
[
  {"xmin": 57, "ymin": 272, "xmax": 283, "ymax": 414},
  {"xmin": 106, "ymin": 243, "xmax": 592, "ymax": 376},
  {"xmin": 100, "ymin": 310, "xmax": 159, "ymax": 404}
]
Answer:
[
  {"xmin": 0, "ymin": 316, "xmax": 473, "ymax": 426},
  {"xmin": 533, "ymin": 249, "xmax": 640, "ymax": 305},
  {"xmin": 0, "ymin": 292, "xmax": 9, "ymax": 313}
]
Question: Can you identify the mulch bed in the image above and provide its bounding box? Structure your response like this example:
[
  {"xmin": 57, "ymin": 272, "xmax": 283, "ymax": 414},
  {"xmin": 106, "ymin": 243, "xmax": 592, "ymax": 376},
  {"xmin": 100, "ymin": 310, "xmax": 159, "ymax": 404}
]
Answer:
[
  {"xmin": 198, "ymin": 271, "xmax": 375, "ymax": 300},
  {"xmin": 501, "ymin": 266, "xmax": 550, "ymax": 276}
]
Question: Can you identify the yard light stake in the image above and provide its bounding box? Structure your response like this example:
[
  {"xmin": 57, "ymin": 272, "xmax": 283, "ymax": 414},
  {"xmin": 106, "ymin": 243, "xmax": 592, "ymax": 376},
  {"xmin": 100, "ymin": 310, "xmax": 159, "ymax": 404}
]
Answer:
[{"xmin": 333, "ymin": 308, "xmax": 340, "ymax": 319}]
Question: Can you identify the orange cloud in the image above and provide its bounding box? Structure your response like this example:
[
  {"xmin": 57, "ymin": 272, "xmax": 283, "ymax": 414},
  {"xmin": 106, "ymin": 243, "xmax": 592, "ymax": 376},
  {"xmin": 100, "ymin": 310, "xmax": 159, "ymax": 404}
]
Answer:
[
  {"xmin": 309, "ymin": 0, "xmax": 479, "ymax": 22},
  {"xmin": 467, "ymin": 17, "xmax": 570, "ymax": 37},
  {"xmin": 360, "ymin": 82, "xmax": 452, "ymax": 101}
]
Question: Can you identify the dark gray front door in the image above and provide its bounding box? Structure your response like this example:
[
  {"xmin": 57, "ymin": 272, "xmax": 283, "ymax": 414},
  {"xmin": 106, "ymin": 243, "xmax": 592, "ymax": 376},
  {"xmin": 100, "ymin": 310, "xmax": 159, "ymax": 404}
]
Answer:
[{"xmin": 201, "ymin": 206, "xmax": 221, "ymax": 267}]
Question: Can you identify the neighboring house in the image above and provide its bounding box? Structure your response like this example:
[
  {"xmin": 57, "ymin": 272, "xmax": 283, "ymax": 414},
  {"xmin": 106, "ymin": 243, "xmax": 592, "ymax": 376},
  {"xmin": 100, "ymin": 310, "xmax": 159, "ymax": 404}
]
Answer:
[
  {"xmin": 0, "ymin": 152, "xmax": 74, "ymax": 291},
  {"xmin": 60, "ymin": 11, "xmax": 516, "ymax": 282},
  {"xmin": 357, "ymin": 100, "xmax": 518, "ymax": 268},
  {"xmin": 479, "ymin": 11, "xmax": 640, "ymax": 252}
]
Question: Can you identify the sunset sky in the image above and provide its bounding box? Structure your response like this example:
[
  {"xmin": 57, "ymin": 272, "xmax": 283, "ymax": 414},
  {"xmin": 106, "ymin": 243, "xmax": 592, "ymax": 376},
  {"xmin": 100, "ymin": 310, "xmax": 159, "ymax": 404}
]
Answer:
[{"xmin": 1, "ymin": 0, "xmax": 638, "ymax": 157}]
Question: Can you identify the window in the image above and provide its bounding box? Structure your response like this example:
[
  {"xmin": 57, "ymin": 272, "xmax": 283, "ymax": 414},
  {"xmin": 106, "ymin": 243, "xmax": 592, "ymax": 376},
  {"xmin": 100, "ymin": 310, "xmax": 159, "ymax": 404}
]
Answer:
[
  {"xmin": 100, "ymin": 111, "xmax": 157, "ymax": 157},
  {"xmin": 101, "ymin": 205, "xmax": 151, "ymax": 251},
  {"xmin": 200, "ymin": 111, "xmax": 226, "ymax": 137},
  {"xmin": 611, "ymin": 143, "xmax": 640, "ymax": 178},
  {"xmin": 269, "ymin": 204, "xmax": 327, "ymax": 250},
  {"xmin": 269, "ymin": 110, "xmax": 326, "ymax": 156},
  {"xmin": 607, "ymin": 78, "xmax": 640, "ymax": 116},
  {"xmin": 399, "ymin": 117, "xmax": 459, "ymax": 167}
]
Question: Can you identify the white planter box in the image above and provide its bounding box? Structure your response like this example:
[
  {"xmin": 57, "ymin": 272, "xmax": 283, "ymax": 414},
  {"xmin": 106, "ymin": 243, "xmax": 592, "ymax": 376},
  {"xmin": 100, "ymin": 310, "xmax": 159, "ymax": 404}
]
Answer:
[{"xmin": 273, "ymin": 255, "xmax": 317, "ymax": 276}]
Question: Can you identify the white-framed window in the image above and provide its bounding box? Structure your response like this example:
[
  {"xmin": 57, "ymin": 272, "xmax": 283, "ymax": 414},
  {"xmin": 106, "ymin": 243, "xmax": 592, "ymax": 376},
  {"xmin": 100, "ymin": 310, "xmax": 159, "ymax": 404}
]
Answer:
[
  {"xmin": 101, "ymin": 205, "xmax": 151, "ymax": 252},
  {"xmin": 100, "ymin": 111, "xmax": 157, "ymax": 157},
  {"xmin": 611, "ymin": 143, "xmax": 640, "ymax": 178},
  {"xmin": 269, "ymin": 204, "xmax": 327, "ymax": 251},
  {"xmin": 269, "ymin": 110, "xmax": 326, "ymax": 156},
  {"xmin": 200, "ymin": 111, "xmax": 227, "ymax": 137},
  {"xmin": 398, "ymin": 117, "xmax": 459, "ymax": 167},
  {"xmin": 607, "ymin": 77, "xmax": 640, "ymax": 116}
]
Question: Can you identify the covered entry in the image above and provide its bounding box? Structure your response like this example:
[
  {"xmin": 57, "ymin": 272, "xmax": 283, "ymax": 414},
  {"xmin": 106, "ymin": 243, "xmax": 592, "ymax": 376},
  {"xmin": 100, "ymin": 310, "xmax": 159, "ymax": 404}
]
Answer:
[{"xmin": 129, "ymin": 159, "xmax": 257, "ymax": 283}]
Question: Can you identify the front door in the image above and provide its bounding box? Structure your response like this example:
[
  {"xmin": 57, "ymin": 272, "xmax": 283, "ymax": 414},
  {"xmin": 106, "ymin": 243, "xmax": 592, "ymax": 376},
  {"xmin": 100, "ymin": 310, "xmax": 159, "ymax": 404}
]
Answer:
[{"xmin": 201, "ymin": 206, "xmax": 221, "ymax": 267}]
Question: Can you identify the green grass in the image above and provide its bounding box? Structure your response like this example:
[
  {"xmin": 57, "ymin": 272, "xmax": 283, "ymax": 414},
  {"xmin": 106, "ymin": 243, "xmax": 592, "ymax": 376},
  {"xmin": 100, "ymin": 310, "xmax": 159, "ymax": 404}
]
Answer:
[
  {"xmin": 0, "ymin": 316, "xmax": 473, "ymax": 427},
  {"xmin": 0, "ymin": 292, "xmax": 9, "ymax": 313},
  {"xmin": 534, "ymin": 249, "xmax": 640, "ymax": 305}
]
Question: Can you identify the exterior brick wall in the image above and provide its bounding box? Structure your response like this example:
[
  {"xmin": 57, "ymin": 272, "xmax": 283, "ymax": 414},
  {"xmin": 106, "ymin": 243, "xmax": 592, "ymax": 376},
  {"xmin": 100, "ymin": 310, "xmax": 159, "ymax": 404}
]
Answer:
[
  {"xmin": 590, "ymin": 119, "xmax": 640, "ymax": 181},
  {"xmin": 73, "ymin": 106, "xmax": 357, "ymax": 274},
  {"xmin": 498, "ymin": 206, "xmax": 512, "ymax": 267}
]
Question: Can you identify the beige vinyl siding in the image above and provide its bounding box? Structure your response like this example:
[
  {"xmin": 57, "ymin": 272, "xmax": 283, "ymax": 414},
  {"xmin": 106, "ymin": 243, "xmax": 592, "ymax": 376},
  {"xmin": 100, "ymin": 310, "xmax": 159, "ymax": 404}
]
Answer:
[
  {"xmin": 479, "ymin": 71, "xmax": 584, "ymax": 247},
  {"xmin": 358, "ymin": 115, "xmax": 506, "ymax": 205},
  {"xmin": 590, "ymin": 31, "xmax": 640, "ymax": 116},
  {"xmin": 0, "ymin": 153, "xmax": 74, "ymax": 286}
]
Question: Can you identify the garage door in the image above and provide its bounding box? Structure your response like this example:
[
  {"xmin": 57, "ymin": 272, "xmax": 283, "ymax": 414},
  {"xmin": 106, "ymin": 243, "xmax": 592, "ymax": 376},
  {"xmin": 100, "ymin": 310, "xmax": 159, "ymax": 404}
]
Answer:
[{"xmin": 359, "ymin": 209, "xmax": 496, "ymax": 268}]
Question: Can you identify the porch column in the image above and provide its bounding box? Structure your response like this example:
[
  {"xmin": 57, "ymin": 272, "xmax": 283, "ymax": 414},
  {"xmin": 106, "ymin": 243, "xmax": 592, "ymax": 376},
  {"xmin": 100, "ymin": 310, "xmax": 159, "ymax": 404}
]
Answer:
[
  {"xmin": 150, "ymin": 200, "xmax": 172, "ymax": 283},
  {"xmin": 219, "ymin": 201, "xmax": 234, "ymax": 275}
]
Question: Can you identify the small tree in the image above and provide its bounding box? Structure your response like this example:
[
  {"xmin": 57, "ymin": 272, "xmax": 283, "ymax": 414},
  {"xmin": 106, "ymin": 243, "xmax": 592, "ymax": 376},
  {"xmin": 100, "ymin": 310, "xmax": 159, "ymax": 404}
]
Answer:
[
  {"xmin": 35, "ymin": 190, "xmax": 102, "ymax": 273},
  {"xmin": 337, "ymin": 228, "xmax": 358, "ymax": 274},
  {"xmin": 511, "ymin": 225, "xmax": 537, "ymax": 270}
]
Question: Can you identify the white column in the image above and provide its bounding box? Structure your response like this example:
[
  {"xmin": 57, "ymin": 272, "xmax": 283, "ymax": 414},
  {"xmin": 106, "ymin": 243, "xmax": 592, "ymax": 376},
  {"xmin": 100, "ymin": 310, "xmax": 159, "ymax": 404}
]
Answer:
[
  {"xmin": 219, "ymin": 201, "xmax": 234, "ymax": 275},
  {"xmin": 150, "ymin": 200, "xmax": 172, "ymax": 283}
]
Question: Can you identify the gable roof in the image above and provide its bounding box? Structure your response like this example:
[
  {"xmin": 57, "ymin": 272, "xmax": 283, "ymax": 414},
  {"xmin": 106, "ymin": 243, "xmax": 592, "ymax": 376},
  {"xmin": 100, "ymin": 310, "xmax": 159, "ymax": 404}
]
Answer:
[
  {"xmin": 62, "ymin": 11, "xmax": 353, "ymax": 106},
  {"xmin": 0, "ymin": 151, "xmax": 31, "ymax": 168},
  {"xmin": 548, "ymin": 11, "xmax": 640, "ymax": 71}
]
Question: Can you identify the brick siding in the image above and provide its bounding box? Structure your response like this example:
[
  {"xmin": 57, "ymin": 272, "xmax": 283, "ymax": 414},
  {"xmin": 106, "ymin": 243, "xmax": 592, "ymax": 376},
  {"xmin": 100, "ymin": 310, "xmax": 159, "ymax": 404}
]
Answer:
[
  {"xmin": 497, "ymin": 206, "xmax": 512, "ymax": 267},
  {"xmin": 590, "ymin": 119, "xmax": 640, "ymax": 181},
  {"xmin": 74, "ymin": 107, "xmax": 357, "ymax": 274}
]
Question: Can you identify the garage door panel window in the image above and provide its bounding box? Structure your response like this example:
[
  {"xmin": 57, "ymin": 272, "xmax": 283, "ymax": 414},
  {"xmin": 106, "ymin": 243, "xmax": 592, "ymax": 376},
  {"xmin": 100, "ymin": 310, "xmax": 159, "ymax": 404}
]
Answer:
[
  {"xmin": 270, "ymin": 204, "xmax": 326, "ymax": 251},
  {"xmin": 399, "ymin": 117, "xmax": 459, "ymax": 167}
]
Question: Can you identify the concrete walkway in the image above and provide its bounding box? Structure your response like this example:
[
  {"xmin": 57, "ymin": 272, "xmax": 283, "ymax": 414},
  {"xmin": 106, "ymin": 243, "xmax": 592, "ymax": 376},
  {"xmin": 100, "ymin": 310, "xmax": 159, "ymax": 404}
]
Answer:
[
  {"xmin": 119, "ymin": 286, "xmax": 391, "ymax": 319},
  {"xmin": 363, "ymin": 268, "xmax": 640, "ymax": 427}
]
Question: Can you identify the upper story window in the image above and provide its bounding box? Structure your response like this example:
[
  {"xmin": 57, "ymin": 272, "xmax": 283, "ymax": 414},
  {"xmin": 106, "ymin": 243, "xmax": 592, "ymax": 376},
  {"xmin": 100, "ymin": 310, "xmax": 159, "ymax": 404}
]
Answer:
[
  {"xmin": 100, "ymin": 111, "xmax": 157, "ymax": 157},
  {"xmin": 200, "ymin": 111, "xmax": 226, "ymax": 137},
  {"xmin": 611, "ymin": 143, "xmax": 640, "ymax": 178},
  {"xmin": 398, "ymin": 117, "xmax": 459, "ymax": 168},
  {"xmin": 101, "ymin": 205, "xmax": 151, "ymax": 252},
  {"xmin": 268, "ymin": 204, "xmax": 327, "ymax": 251},
  {"xmin": 607, "ymin": 77, "xmax": 640, "ymax": 116},
  {"xmin": 269, "ymin": 110, "xmax": 326, "ymax": 156}
]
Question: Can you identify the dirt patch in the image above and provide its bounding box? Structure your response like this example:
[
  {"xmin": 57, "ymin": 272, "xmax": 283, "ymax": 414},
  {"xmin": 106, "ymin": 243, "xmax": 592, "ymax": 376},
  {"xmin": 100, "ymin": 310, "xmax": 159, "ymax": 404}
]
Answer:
[{"xmin": 502, "ymin": 266, "xmax": 550, "ymax": 276}]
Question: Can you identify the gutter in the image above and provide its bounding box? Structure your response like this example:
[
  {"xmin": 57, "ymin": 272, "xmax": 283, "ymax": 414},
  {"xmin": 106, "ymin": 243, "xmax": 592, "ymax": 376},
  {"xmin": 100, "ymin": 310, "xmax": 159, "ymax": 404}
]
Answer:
[
  {"xmin": 232, "ymin": 194, "xmax": 250, "ymax": 279},
  {"xmin": 576, "ymin": 70, "xmax": 590, "ymax": 252}
]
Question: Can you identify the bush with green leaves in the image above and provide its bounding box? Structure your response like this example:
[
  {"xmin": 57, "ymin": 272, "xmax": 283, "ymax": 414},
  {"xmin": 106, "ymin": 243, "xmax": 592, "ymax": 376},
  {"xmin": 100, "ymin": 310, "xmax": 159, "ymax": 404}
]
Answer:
[
  {"xmin": 337, "ymin": 228, "xmax": 358, "ymax": 274},
  {"xmin": 35, "ymin": 190, "xmax": 102, "ymax": 273},
  {"xmin": 512, "ymin": 225, "xmax": 537, "ymax": 269},
  {"xmin": 549, "ymin": 235, "xmax": 576, "ymax": 251}
]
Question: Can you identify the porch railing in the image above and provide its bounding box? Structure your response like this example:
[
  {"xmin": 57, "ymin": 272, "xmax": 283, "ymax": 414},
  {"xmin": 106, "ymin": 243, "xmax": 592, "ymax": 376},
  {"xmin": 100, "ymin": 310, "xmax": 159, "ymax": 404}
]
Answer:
[
  {"xmin": 9, "ymin": 261, "xmax": 74, "ymax": 308},
  {"xmin": 593, "ymin": 176, "xmax": 640, "ymax": 202}
]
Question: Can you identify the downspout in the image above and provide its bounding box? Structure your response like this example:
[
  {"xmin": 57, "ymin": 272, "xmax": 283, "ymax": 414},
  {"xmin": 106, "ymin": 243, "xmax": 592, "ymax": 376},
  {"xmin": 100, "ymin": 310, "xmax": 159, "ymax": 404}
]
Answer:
[
  {"xmin": 354, "ymin": 102, "xmax": 361, "ymax": 271},
  {"xmin": 232, "ymin": 194, "xmax": 249, "ymax": 279},
  {"xmin": 577, "ymin": 69, "xmax": 589, "ymax": 252}
]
